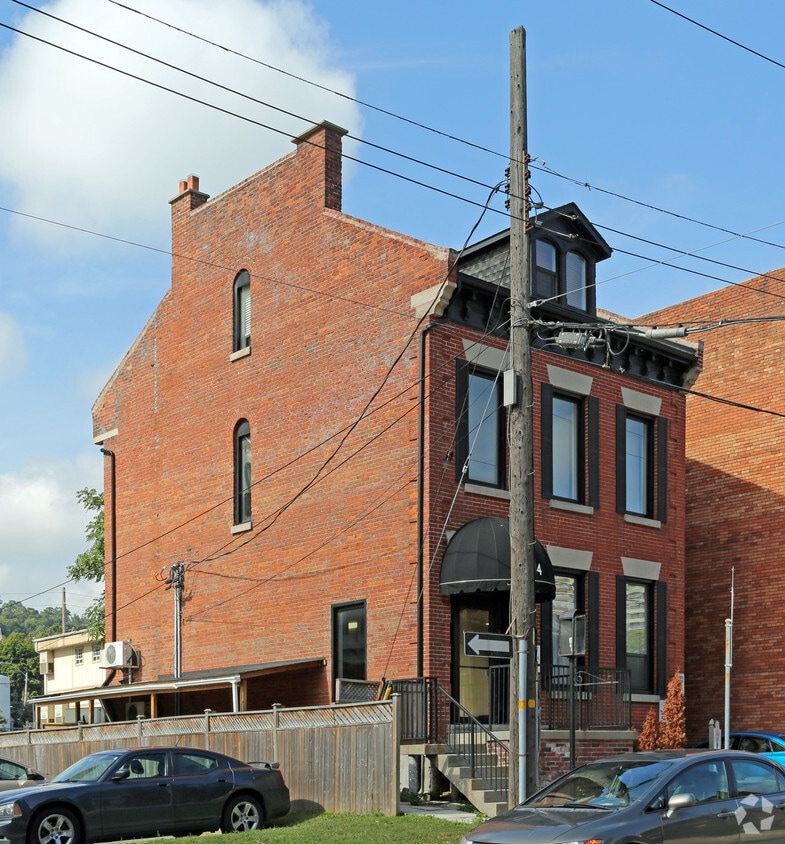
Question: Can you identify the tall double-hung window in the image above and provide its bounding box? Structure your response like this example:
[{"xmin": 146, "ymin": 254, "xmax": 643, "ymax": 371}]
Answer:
[
  {"xmin": 616, "ymin": 571, "xmax": 667, "ymax": 695},
  {"xmin": 233, "ymin": 270, "xmax": 251, "ymax": 352},
  {"xmin": 615, "ymin": 394, "xmax": 668, "ymax": 522},
  {"xmin": 234, "ymin": 419, "xmax": 251, "ymax": 525},
  {"xmin": 456, "ymin": 363, "xmax": 506, "ymax": 488},
  {"xmin": 541, "ymin": 381, "xmax": 599, "ymax": 507}
]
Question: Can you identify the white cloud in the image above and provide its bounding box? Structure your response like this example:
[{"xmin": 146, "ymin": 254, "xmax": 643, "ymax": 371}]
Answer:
[
  {"xmin": 0, "ymin": 454, "xmax": 103, "ymax": 612},
  {"xmin": 0, "ymin": 0, "xmax": 362, "ymax": 251},
  {"xmin": 0, "ymin": 312, "xmax": 28, "ymax": 383}
]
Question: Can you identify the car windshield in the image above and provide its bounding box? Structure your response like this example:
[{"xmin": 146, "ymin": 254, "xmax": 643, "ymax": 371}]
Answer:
[
  {"xmin": 52, "ymin": 752, "xmax": 126, "ymax": 783},
  {"xmin": 526, "ymin": 759, "xmax": 676, "ymax": 809}
]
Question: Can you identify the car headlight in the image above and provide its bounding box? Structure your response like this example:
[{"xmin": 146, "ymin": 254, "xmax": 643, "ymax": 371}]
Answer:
[{"xmin": 0, "ymin": 802, "xmax": 19, "ymax": 820}]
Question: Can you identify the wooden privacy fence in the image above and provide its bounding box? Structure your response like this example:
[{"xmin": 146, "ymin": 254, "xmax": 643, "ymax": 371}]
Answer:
[{"xmin": 0, "ymin": 699, "xmax": 401, "ymax": 816}]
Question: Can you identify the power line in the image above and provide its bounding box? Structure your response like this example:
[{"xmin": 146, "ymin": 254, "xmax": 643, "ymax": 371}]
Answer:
[
  {"xmin": 9, "ymin": 0, "xmax": 500, "ymax": 200},
  {"xmin": 0, "ymin": 19, "xmax": 507, "ymax": 218},
  {"xmin": 102, "ymin": 0, "xmax": 509, "ymax": 164},
  {"xmin": 649, "ymin": 0, "xmax": 785, "ymax": 72}
]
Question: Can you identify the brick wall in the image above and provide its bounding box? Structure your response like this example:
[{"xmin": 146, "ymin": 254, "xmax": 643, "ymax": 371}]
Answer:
[
  {"xmin": 646, "ymin": 269, "xmax": 785, "ymax": 743},
  {"xmin": 94, "ymin": 122, "xmax": 453, "ymax": 697},
  {"xmin": 94, "ymin": 121, "xmax": 690, "ymax": 747}
]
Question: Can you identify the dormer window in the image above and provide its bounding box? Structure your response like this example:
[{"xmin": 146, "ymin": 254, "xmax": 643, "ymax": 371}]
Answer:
[
  {"xmin": 533, "ymin": 237, "xmax": 595, "ymax": 314},
  {"xmin": 566, "ymin": 252, "xmax": 587, "ymax": 310}
]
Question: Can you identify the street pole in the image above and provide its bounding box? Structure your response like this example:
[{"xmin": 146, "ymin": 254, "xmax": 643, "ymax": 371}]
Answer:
[{"xmin": 508, "ymin": 25, "xmax": 538, "ymax": 805}]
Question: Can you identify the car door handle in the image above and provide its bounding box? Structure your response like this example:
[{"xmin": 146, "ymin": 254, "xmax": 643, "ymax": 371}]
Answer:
[
  {"xmin": 158, "ymin": 781, "xmax": 170, "ymax": 787},
  {"xmin": 716, "ymin": 810, "xmax": 736, "ymax": 821},
  {"xmin": 775, "ymin": 802, "xmax": 785, "ymax": 812}
]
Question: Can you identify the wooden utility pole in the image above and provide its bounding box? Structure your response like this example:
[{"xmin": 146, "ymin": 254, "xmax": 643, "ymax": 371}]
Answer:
[{"xmin": 508, "ymin": 25, "xmax": 538, "ymax": 805}]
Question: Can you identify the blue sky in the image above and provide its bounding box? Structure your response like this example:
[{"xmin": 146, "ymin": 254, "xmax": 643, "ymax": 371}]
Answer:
[{"xmin": 1, "ymin": 0, "xmax": 783, "ymax": 612}]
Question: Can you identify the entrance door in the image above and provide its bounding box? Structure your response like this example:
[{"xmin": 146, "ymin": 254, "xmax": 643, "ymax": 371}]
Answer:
[{"xmin": 452, "ymin": 595, "xmax": 509, "ymax": 723}]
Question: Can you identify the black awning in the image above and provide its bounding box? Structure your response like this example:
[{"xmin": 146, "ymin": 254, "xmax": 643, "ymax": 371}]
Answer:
[{"xmin": 439, "ymin": 517, "xmax": 555, "ymax": 602}]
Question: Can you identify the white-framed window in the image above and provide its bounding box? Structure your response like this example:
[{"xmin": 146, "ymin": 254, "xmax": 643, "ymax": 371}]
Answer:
[{"xmin": 74, "ymin": 647, "xmax": 84, "ymax": 666}]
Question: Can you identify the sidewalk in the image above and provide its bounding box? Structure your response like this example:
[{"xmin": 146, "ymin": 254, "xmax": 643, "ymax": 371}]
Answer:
[{"xmin": 399, "ymin": 800, "xmax": 479, "ymax": 823}]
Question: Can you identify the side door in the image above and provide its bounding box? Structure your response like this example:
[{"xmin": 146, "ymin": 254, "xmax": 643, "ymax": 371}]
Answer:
[
  {"xmin": 659, "ymin": 759, "xmax": 740, "ymax": 844},
  {"xmin": 170, "ymin": 750, "xmax": 235, "ymax": 833},
  {"xmin": 726, "ymin": 756, "xmax": 785, "ymax": 841},
  {"xmin": 99, "ymin": 750, "xmax": 174, "ymax": 838}
]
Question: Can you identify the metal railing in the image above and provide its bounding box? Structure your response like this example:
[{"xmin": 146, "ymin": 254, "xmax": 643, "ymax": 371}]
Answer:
[
  {"xmin": 335, "ymin": 676, "xmax": 438, "ymax": 742},
  {"xmin": 540, "ymin": 665, "xmax": 631, "ymax": 730},
  {"xmin": 488, "ymin": 664, "xmax": 631, "ymax": 730},
  {"xmin": 436, "ymin": 685, "xmax": 509, "ymax": 798}
]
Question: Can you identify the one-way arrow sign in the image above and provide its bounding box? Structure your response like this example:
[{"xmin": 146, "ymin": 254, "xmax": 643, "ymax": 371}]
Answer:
[{"xmin": 463, "ymin": 631, "xmax": 513, "ymax": 659}]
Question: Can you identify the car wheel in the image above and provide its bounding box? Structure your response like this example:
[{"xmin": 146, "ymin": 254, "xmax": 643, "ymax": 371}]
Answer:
[
  {"xmin": 221, "ymin": 794, "xmax": 263, "ymax": 833},
  {"xmin": 28, "ymin": 807, "xmax": 82, "ymax": 844}
]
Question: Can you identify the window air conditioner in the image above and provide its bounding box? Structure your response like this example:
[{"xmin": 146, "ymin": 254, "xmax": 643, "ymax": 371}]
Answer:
[{"xmin": 104, "ymin": 640, "xmax": 134, "ymax": 668}]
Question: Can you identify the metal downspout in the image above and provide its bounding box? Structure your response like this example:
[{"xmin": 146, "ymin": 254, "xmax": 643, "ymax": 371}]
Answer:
[
  {"xmin": 101, "ymin": 448, "xmax": 117, "ymax": 687},
  {"xmin": 417, "ymin": 320, "xmax": 445, "ymax": 678}
]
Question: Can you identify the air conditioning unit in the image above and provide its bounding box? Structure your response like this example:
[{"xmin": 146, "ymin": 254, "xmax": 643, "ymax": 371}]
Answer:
[
  {"xmin": 104, "ymin": 640, "xmax": 134, "ymax": 668},
  {"xmin": 39, "ymin": 652, "xmax": 54, "ymax": 676}
]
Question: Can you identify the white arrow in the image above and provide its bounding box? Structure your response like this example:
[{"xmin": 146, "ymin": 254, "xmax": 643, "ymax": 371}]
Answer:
[{"xmin": 467, "ymin": 634, "xmax": 511, "ymax": 655}]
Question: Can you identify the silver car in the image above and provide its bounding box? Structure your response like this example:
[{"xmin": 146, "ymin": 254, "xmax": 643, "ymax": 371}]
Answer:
[{"xmin": 461, "ymin": 749, "xmax": 785, "ymax": 843}]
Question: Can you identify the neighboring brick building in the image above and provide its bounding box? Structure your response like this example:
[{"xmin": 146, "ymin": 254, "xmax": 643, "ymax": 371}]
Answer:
[
  {"xmin": 40, "ymin": 122, "xmax": 698, "ymax": 768},
  {"xmin": 645, "ymin": 270, "xmax": 785, "ymax": 744}
]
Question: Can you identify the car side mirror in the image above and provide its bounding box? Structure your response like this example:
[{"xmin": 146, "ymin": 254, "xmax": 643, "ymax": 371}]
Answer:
[
  {"xmin": 111, "ymin": 767, "xmax": 131, "ymax": 781},
  {"xmin": 666, "ymin": 792, "xmax": 696, "ymax": 818},
  {"xmin": 27, "ymin": 771, "xmax": 45, "ymax": 781}
]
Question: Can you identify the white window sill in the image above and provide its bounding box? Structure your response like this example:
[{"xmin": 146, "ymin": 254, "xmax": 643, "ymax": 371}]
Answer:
[
  {"xmin": 631, "ymin": 693, "xmax": 661, "ymax": 704},
  {"xmin": 231, "ymin": 521, "xmax": 252, "ymax": 534},
  {"xmin": 229, "ymin": 347, "xmax": 251, "ymax": 362},
  {"xmin": 624, "ymin": 514, "xmax": 662, "ymax": 529},
  {"xmin": 549, "ymin": 499, "xmax": 594, "ymax": 516},
  {"xmin": 463, "ymin": 483, "xmax": 511, "ymax": 501}
]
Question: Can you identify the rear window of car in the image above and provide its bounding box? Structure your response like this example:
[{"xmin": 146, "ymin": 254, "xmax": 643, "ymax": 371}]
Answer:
[{"xmin": 174, "ymin": 753, "xmax": 219, "ymax": 776}]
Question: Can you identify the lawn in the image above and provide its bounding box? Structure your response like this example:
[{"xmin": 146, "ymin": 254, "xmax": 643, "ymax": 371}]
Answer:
[{"xmin": 179, "ymin": 810, "xmax": 477, "ymax": 843}]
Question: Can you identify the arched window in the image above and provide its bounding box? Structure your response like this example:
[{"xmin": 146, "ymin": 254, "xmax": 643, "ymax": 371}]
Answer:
[
  {"xmin": 233, "ymin": 271, "xmax": 251, "ymax": 352},
  {"xmin": 234, "ymin": 420, "xmax": 251, "ymax": 525}
]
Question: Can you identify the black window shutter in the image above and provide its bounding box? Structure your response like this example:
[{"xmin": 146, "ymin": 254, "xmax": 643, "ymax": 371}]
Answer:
[
  {"xmin": 615, "ymin": 575, "xmax": 627, "ymax": 671},
  {"xmin": 615, "ymin": 405, "xmax": 627, "ymax": 514},
  {"xmin": 657, "ymin": 417, "xmax": 668, "ymax": 523},
  {"xmin": 541, "ymin": 383, "xmax": 554, "ymax": 499},
  {"xmin": 587, "ymin": 570, "xmax": 600, "ymax": 674},
  {"xmin": 588, "ymin": 396, "xmax": 600, "ymax": 508},
  {"xmin": 656, "ymin": 580, "xmax": 668, "ymax": 696},
  {"xmin": 455, "ymin": 361, "xmax": 469, "ymax": 483},
  {"xmin": 541, "ymin": 598, "xmax": 553, "ymax": 667}
]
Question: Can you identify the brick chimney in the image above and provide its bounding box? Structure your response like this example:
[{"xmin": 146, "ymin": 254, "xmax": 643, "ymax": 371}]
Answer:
[
  {"xmin": 292, "ymin": 121, "xmax": 348, "ymax": 212},
  {"xmin": 169, "ymin": 174, "xmax": 210, "ymax": 246}
]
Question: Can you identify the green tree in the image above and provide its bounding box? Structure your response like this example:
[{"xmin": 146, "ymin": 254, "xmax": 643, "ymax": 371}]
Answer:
[
  {"xmin": 66, "ymin": 488, "xmax": 105, "ymax": 641},
  {"xmin": 0, "ymin": 632, "xmax": 40, "ymax": 728}
]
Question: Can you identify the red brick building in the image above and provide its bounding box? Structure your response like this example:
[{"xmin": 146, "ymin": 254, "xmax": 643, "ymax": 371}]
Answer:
[
  {"xmin": 54, "ymin": 123, "xmax": 697, "ymax": 760},
  {"xmin": 645, "ymin": 270, "xmax": 785, "ymax": 744}
]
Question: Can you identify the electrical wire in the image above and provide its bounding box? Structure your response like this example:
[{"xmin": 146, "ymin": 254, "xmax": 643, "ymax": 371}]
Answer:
[
  {"xmin": 9, "ymin": 1, "xmax": 501, "ymax": 199},
  {"xmin": 649, "ymin": 0, "xmax": 785, "ymax": 72}
]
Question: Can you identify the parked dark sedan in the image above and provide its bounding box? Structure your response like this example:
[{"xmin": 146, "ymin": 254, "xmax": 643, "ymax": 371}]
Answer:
[
  {"xmin": 460, "ymin": 749, "xmax": 785, "ymax": 843},
  {"xmin": 0, "ymin": 746, "xmax": 289, "ymax": 844}
]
